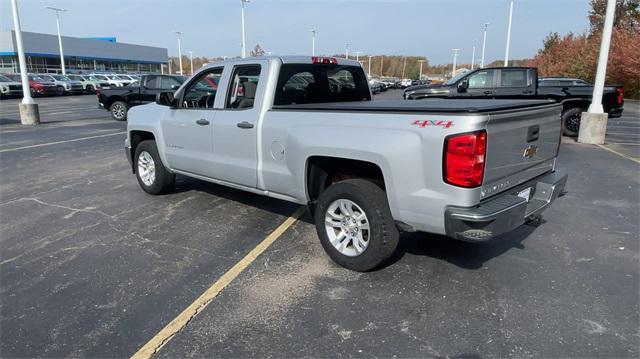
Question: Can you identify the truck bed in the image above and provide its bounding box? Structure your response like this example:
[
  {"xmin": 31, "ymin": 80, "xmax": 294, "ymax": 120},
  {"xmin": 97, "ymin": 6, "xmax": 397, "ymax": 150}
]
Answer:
[{"xmin": 272, "ymin": 99, "xmax": 557, "ymax": 113}]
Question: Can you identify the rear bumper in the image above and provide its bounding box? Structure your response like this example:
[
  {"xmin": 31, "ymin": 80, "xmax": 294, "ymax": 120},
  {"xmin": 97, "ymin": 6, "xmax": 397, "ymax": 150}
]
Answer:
[{"xmin": 444, "ymin": 170, "xmax": 568, "ymax": 242}]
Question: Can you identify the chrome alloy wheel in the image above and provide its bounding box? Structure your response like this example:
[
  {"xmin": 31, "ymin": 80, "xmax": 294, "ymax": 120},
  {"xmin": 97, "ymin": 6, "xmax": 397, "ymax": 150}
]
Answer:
[
  {"xmin": 324, "ymin": 199, "xmax": 370, "ymax": 257},
  {"xmin": 137, "ymin": 151, "xmax": 156, "ymax": 186},
  {"xmin": 112, "ymin": 103, "xmax": 126, "ymax": 120}
]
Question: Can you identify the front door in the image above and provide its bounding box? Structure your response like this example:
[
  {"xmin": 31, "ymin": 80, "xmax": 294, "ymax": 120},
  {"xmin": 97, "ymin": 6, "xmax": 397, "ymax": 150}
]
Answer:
[
  {"xmin": 464, "ymin": 69, "xmax": 496, "ymax": 98},
  {"xmin": 161, "ymin": 67, "xmax": 223, "ymax": 177}
]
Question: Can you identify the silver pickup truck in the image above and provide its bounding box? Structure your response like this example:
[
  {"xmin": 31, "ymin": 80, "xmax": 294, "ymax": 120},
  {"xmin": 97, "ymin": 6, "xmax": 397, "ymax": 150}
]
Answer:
[{"xmin": 125, "ymin": 56, "xmax": 567, "ymax": 271}]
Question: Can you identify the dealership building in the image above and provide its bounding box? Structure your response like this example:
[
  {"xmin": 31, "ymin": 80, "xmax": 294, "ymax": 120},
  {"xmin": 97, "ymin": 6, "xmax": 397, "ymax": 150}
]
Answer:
[{"xmin": 0, "ymin": 30, "xmax": 168, "ymax": 74}]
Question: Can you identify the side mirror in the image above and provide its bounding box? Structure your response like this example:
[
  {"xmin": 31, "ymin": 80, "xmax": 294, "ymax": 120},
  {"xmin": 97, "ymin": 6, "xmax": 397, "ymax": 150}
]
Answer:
[
  {"xmin": 156, "ymin": 91, "xmax": 175, "ymax": 107},
  {"xmin": 171, "ymin": 84, "xmax": 180, "ymax": 90},
  {"xmin": 457, "ymin": 79, "xmax": 469, "ymax": 93}
]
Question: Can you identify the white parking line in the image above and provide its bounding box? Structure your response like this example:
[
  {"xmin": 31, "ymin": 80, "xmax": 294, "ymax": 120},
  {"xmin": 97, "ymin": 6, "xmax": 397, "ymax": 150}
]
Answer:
[
  {"xmin": 0, "ymin": 132, "xmax": 126, "ymax": 153},
  {"xmin": 597, "ymin": 144, "xmax": 640, "ymax": 164}
]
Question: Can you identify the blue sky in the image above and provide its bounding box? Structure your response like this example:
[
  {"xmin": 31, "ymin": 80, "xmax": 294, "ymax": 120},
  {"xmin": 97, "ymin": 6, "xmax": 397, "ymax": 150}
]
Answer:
[{"xmin": 1, "ymin": 0, "xmax": 591, "ymax": 64}]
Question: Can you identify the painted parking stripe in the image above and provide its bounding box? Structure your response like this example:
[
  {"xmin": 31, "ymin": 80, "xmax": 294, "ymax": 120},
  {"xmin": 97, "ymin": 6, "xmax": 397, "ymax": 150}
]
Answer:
[
  {"xmin": 0, "ymin": 132, "xmax": 126, "ymax": 153},
  {"xmin": 596, "ymin": 144, "xmax": 640, "ymax": 164},
  {"xmin": 131, "ymin": 206, "xmax": 305, "ymax": 359}
]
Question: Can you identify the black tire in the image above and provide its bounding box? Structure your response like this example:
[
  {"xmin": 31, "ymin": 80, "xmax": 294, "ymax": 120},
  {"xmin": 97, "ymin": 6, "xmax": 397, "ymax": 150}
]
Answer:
[
  {"xmin": 134, "ymin": 140, "xmax": 175, "ymax": 195},
  {"xmin": 110, "ymin": 101, "xmax": 128, "ymax": 121},
  {"xmin": 56, "ymin": 86, "xmax": 65, "ymax": 96},
  {"xmin": 561, "ymin": 107, "xmax": 582, "ymax": 137},
  {"xmin": 30, "ymin": 88, "xmax": 36, "ymax": 97},
  {"xmin": 314, "ymin": 179, "xmax": 399, "ymax": 272},
  {"xmin": 86, "ymin": 85, "xmax": 94, "ymax": 94}
]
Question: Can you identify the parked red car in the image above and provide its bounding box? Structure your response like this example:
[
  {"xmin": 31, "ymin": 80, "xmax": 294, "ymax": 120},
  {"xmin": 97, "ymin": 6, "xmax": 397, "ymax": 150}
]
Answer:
[{"xmin": 4, "ymin": 74, "xmax": 58, "ymax": 96}]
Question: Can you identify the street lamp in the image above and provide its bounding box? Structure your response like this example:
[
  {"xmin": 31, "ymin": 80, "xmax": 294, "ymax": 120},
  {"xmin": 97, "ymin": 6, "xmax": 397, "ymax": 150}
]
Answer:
[
  {"xmin": 345, "ymin": 43, "xmax": 349, "ymax": 59},
  {"xmin": 353, "ymin": 51, "xmax": 362, "ymax": 63},
  {"xmin": 12, "ymin": 0, "xmax": 40, "ymax": 125},
  {"xmin": 310, "ymin": 29, "xmax": 316, "ymax": 56},
  {"xmin": 189, "ymin": 51, "xmax": 194, "ymax": 75},
  {"xmin": 174, "ymin": 31, "xmax": 183, "ymax": 75},
  {"xmin": 504, "ymin": 0, "xmax": 514, "ymax": 66},
  {"xmin": 418, "ymin": 59, "xmax": 425, "ymax": 81},
  {"xmin": 471, "ymin": 43, "xmax": 476, "ymax": 70},
  {"xmin": 241, "ymin": 0, "xmax": 250, "ymax": 58},
  {"xmin": 45, "ymin": 6, "xmax": 67, "ymax": 75},
  {"xmin": 367, "ymin": 55, "xmax": 372, "ymax": 77},
  {"xmin": 480, "ymin": 22, "xmax": 489, "ymax": 68},
  {"xmin": 452, "ymin": 49, "xmax": 460, "ymax": 77},
  {"xmin": 402, "ymin": 57, "xmax": 407, "ymax": 78}
]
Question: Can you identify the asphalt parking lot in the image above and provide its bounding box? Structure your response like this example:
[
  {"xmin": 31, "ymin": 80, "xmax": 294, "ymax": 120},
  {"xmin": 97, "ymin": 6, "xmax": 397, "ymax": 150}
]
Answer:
[{"xmin": 1, "ymin": 92, "xmax": 638, "ymax": 358}]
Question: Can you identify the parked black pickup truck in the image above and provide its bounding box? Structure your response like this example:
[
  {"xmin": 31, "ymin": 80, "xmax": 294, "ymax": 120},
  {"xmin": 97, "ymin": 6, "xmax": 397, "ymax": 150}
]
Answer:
[
  {"xmin": 98, "ymin": 74, "xmax": 186, "ymax": 121},
  {"xmin": 404, "ymin": 67, "xmax": 624, "ymax": 136}
]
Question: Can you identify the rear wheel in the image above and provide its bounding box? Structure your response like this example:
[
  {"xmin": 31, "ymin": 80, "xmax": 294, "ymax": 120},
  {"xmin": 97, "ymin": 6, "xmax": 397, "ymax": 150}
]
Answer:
[
  {"xmin": 134, "ymin": 140, "xmax": 175, "ymax": 195},
  {"xmin": 314, "ymin": 179, "xmax": 399, "ymax": 272},
  {"xmin": 110, "ymin": 101, "xmax": 128, "ymax": 121},
  {"xmin": 56, "ymin": 86, "xmax": 65, "ymax": 96},
  {"xmin": 561, "ymin": 107, "xmax": 582, "ymax": 137}
]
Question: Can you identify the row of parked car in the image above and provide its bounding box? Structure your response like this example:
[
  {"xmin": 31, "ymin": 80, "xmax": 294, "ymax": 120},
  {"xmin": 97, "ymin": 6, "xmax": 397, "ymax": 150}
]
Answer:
[
  {"xmin": 0, "ymin": 73, "xmax": 143, "ymax": 98},
  {"xmin": 369, "ymin": 77, "xmax": 429, "ymax": 94}
]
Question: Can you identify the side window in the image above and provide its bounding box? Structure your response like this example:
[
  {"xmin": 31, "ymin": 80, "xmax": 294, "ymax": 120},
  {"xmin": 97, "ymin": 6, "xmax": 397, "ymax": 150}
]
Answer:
[
  {"xmin": 144, "ymin": 75, "xmax": 159, "ymax": 89},
  {"xmin": 500, "ymin": 69, "xmax": 528, "ymax": 87},
  {"xmin": 558, "ymin": 80, "xmax": 573, "ymax": 87},
  {"xmin": 160, "ymin": 76, "xmax": 182, "ymax": 90},
  {"xmin": 181, "ymin": 68, "xmax": 223, "ymax": 109},
  {"xmin": 226, "ymin": 65, "xmax": 261, "ymax": 109},
  {"xmin": 468, "ymin": 70, "xmax": 494, "ymax": 88}
]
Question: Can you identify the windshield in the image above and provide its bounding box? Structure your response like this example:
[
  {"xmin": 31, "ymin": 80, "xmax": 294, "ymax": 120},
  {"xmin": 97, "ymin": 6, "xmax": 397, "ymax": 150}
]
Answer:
[
  {"xmin": 39, "ymin": 75, "xmax": 55, "ymax": 81},
  {"xmin": 107, "ymin": 75, "xmax": 125, "ymax": 80},
  {"xmin": 0, "ymin": 75, "xmax": 12, "ymax": 82},
  {"xmin": 29, "ymin": 75, "xmax": 46, "ymax": 81},
  {"xmin": 53, "ymin": 75, "xmax": 70, "ymax": 81},
  {"xmin": 444, "ymin": 71, "xmax": 469, "ymax": 85},
  {"xmin": 92, "ymin": 75, "xmax": 108, "ymax": 80}
]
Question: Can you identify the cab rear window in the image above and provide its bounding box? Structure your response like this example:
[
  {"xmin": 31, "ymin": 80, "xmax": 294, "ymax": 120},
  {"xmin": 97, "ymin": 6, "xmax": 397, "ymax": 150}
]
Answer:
[{"xmin": 274, "ymin": 64, "xmax": 371, "ymax": 105}]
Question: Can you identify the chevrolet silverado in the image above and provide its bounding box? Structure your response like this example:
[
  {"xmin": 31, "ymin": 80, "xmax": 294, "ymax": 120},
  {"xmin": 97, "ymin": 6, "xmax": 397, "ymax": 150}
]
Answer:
[{"xmin": 125, "ymin": 56, "xmax": 568, "ymax": 271}]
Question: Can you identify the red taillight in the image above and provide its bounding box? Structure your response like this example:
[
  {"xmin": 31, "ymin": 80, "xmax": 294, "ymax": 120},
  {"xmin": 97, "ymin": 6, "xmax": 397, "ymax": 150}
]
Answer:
[
  {"xmin": 444, "ymin": 130, "xmax": 487, "ymax": 188},
  {"xmin": 312, "ymin": 56, "xmax": 338, "ymax": 65},
  {"xmin": 616, "ymin": 87, "xmax": 624, "ymax": 105}
]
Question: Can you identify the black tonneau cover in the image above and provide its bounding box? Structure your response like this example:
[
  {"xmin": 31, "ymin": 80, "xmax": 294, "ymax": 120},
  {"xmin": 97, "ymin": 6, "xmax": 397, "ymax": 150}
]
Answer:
[{"xmin": 272, "ymin": 99, "xmax": 557, "ymax": 113}]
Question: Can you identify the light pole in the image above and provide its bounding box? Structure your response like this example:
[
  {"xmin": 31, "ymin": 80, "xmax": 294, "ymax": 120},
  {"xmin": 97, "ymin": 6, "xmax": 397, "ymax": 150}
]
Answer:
[
  {"xmin": 12, "ymin": 0, "xmax": 39, "ymax": 125},
  {"xmin": 45, "ymin": 6, "xmax": 67, "ymax": 75},
  {"xmin": 367, "ymin": 55, "xmax": 372, "ymax": 77},
  {"xmin": 452, "ymin": 49, "xmax": 460, "ymax": 77},
  {"xmin": 481, "ymin": 23, "xmax": 489, "ymax": 68},
  {"xmin": 353, "ymin": 51, "xmax": 362, "ymax": 63},
  {"xmin": 471, "ymin": 44, "xmax": 476, "ymax": 70},
  {"xmin": 310, "ymin": 29, "xmax": 316, "ymax": 56},
  {"xmin": 241, "ymin": 0, "xmax": 250, "ymax": 58},
  {"xmin": 504, "ymin": 0, "xmax": 514, "ymax": 66},
  {"xmin": 345, "ymin": 43, "xmax": 349, "ymax": 59},
  {"xmin": 380, "ymin": 55, "xmax": 383, "ymax": 76},
  {"xmin": 189, "ymin": 51, "xmax": 194, "ymax": 75},
  {"xmin": 402, "ymin": 57, "xmax": 407, "ymax": 78},
  {"xmin": 418, "ymin": 59, "xmax": 425, "ymax": 81},
  {"xmin": 174, "ymin": 31, "xmax": 183, "ymax": 75},
  {"xmin": 579, "ymin": 0, "xmax": 617, "ymax": 144}
]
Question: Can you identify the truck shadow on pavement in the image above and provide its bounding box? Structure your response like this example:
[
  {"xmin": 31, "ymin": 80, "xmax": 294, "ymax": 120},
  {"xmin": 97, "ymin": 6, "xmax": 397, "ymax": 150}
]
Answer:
[
  {"xmin": 385, "ymin": 223, "xmax": 541, "ymax": 270},
  {"xmin": 171, "ymin": 175, "xmax": 542, "ymax": 272}
]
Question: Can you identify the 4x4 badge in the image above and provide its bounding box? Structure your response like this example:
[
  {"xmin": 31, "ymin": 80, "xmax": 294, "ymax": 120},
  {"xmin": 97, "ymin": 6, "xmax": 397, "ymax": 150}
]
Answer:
[
  {"xmin": 523, "ymin": 144, "xmax": 538, "ymax": 159},
  {"xmin": 412, "ymin": 120, "xmax": 454, "ymax": 129}
]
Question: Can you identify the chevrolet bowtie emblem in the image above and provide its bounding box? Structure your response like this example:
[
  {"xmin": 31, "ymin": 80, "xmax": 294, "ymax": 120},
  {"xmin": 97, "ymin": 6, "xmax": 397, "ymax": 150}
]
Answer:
[{"xmin": 523, "ymin": 144, "xmax": 538, "ymax": 159}]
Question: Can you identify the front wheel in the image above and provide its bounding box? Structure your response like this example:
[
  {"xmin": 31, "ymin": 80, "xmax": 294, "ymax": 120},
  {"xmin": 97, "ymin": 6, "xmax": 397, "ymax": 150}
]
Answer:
[
  {"xmin": 110, "ymin": 101, "xmax": 128, "ymax": 121},
  {"xmin": 314, "ymin": 179, "xmax": 399, "ymax": 272},
  {"xmin": 86, "ymin": 85, "xmax": 95, "ymax": 94},
  {"xmin": 134, "ymin": 140, "xmax": 175, "ymax": 195},
  {"xmin": 56, "ymin": 86, "xmax": 65, "ymax": 96},
  {"xmin": 561, "ymin": 107, "xmax": 582, "ymax": 137}
]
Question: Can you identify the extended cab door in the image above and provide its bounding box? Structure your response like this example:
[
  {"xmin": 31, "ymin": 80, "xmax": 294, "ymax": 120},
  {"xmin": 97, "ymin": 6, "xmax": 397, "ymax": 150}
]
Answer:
[
  {"xmin": 493, "ymin": 68, "xmax": 537, "ymax": 98},
  {"xmin": 160, "ymin": 67, "xmax": 224, "ymax": 177},
  {"xmin": 209, "ymin": 62, "xmax": 265, "ymax": 188}
]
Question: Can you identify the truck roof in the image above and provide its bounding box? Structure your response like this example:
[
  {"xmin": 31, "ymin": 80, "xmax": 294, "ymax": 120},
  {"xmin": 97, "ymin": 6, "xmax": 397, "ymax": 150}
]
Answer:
[
  {"xmin": 202, "ymin": 56, "xmax": 362, "ymax": 70},
  {"xmin": 273, "ymin": 99, "xmax": 557, "ymax": 114}
]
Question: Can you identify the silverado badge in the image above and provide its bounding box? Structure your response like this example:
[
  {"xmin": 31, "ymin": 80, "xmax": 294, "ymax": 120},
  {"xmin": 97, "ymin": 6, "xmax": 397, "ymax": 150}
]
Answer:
[{"xmin": 523, "ymin": 144, "xmax": 538, "ymax": 159}]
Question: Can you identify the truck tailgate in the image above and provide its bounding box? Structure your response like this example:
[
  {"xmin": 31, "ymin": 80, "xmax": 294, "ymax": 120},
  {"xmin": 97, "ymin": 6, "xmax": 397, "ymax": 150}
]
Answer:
[{"xmin": 481, "ymin": 104, "xmax": 562, "ymax": 199}]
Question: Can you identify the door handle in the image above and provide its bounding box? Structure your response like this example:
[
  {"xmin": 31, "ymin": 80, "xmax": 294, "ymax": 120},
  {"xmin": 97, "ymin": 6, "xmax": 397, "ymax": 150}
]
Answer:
[
  {"xmin": 196, "ymin": 119, "xmax": 210, "ymax": 126},
  {"xmin": 236, "ymin": 121, "xmax": 254, "ymax": 129},
  {"xmin": 483, "ymin": 90, "xmax": 493, "ymax": 95}
]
